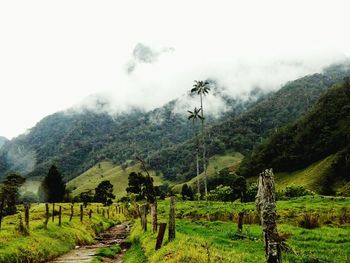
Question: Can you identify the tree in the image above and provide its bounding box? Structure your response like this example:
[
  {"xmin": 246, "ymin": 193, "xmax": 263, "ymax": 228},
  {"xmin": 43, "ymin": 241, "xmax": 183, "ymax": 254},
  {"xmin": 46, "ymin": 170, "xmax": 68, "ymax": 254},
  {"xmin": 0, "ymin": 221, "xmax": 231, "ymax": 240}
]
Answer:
[
  {"xmin": 126, "ymin": 172, "xmax": 145, "ymax": 200},
  {"xmin": 191, "ymin": 80, "xmax": 210, "ymax": 200},
  {"xmin": 181, "ymin": 184, "xmax": 194, "ymax": 200},
  {"xmin": 40, "ymin": 165, "xmax": 66, "ymax": 203},
  {"xmin": 94, "ymin": 180, "xmax": 115, "ymax": 205},
  {"xmin": 0, "ymin": 173, "xmax": 25, "ymax": 229},
  {"xmin": 188, "ymin": 107, "xmax": 203, "ymax": 200},
  {"xmin": 78, "ymin": 190, "xmax": 94, "ymax": 207}
]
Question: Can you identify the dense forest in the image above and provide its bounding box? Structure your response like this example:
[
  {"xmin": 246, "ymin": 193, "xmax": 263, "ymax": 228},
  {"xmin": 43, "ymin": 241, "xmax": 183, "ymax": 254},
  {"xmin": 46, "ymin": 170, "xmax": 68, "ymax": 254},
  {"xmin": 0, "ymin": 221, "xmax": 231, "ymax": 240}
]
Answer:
[
  {"xmin": 238, "ymin": 77, "xmax": 350, "ymax": 193},
  {"xmin": 149, "ymin": 64, "xmax": 350, "ymax": 181},
  {"xmin": 0, "ymin": 84, "xmax": 259, "ymax": 181}
]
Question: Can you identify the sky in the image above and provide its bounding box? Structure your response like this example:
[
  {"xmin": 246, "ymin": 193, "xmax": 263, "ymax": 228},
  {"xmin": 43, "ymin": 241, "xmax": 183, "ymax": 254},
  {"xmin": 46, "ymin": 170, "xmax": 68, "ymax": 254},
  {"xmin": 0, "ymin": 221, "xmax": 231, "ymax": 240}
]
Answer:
[{"xmin": 1, "ymin": 0, "xmax": 350, "ymax": 139}]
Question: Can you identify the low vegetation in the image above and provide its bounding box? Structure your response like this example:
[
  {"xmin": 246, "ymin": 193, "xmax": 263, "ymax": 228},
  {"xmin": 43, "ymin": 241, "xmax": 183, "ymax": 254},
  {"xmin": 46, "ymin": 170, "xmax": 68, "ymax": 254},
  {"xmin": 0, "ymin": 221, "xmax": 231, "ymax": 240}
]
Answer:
[
  {"xmin": 0, "ymin": 203, "xmax": 124, "ymax": 263},
  {"xmin": 125, "ymin": 196, "xmax": 350, "ymax": 262}
]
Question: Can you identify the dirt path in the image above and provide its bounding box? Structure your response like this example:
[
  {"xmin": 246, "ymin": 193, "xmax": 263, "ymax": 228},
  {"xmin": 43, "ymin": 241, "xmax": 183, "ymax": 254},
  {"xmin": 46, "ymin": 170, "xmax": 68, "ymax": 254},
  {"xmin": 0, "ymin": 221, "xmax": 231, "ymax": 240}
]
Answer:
[{"xmin": 47, "ymin": 222, "xmax": 131, "ymax": 263}]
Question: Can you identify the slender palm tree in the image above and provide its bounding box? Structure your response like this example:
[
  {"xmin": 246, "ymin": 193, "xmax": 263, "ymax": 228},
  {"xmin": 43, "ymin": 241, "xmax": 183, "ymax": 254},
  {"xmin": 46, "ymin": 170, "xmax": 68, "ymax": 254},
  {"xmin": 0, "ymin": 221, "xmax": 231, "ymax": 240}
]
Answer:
[
  {"xmin": 188, "ymin": 107, "xmax": 203, "ymax": 200},
  {"xmin": 191, "ymin": 80, "xmax": 210, "ymax": 200}
]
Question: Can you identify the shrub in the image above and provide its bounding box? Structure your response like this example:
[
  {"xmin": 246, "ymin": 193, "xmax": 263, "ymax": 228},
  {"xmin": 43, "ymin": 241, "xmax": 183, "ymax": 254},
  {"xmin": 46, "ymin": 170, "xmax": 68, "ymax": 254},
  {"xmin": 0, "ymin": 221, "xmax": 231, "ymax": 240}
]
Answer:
[
  {"xmin": 298, "ymin": 213, "xmax": 320, "ymax": 229},
  {"xmin": 284, "ymin": 185, "xmax": 311, "ymax": 198}
]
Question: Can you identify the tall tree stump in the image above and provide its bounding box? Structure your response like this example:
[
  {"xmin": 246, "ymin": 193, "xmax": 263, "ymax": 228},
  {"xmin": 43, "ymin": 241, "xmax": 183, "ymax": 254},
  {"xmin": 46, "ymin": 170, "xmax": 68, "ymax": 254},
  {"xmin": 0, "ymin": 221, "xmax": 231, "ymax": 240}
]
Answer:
[
  {"xmin": 155, "ymin": 223, "xmax": 167, "ymax": 250},
  {"xmin": 151, "ymin": 202, "xmax": 158, "ymax": 233},
  {"xmin": 256, "ymin": 169, "xmax": 281, "ymax": 263},
  {"xmin": 168, "ymin": 196, "xmax": 176, "ymax": 241}
]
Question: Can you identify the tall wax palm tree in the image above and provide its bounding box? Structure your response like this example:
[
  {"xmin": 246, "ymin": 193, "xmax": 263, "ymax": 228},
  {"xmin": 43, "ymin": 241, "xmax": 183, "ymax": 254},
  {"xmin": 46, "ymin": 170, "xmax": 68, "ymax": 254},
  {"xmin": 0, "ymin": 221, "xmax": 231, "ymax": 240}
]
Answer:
[
  {"xmin": 191, "ymin": 80, "xmax": 210, "ymax": 200},
  {"xmin": 188, "ymin": 107, "xmax": 203, "ymax": 200}
]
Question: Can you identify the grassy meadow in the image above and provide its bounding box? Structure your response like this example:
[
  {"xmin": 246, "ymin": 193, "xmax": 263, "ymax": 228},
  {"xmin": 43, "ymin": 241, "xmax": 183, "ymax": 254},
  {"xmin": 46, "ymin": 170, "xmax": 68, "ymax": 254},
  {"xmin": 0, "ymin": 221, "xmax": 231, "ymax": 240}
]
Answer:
[
  {"xmin": 124, "ymin": 196, "xmax": 350, "ymax": 263},
  {"xmin": 0, "ymin": 203, "xmax": 125, "ymax": 263},
  {"xmin": 67, "ymin": 161, "xmax": 164, "ymax": 197}
]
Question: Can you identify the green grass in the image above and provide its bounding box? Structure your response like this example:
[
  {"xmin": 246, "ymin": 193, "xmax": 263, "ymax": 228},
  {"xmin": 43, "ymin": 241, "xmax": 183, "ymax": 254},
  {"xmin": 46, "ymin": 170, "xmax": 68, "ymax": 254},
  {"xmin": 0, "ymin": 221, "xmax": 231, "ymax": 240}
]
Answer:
[
  {"xmin": 67, "ymin": 161, "xmax": 163, "ymax": 197},
  {"xmin": 95, "ymin": 244, "xmax": 121, "ymax": 258},
  {"xmin": 127, "ymin": 197, "xmax": 350, "ymax": 262},
  {"xmin": 274, "ymin": 154, "xmax": 337, "ymax": 192},
  {"xmin": 0, "ymin": 203, "xmax": 125, "ymax": 263},
  {"xmin": 172, "ymin": 152, "xmax": 243, "ymax": 193}
]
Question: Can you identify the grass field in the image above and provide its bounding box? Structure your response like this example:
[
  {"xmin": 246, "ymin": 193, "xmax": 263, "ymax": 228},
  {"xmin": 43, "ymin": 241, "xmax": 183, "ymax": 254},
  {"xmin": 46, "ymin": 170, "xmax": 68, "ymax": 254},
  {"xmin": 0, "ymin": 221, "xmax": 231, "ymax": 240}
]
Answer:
[
  {"xmin": 67, "ymin": 161, "xmax": 163, "ymax": 198},
  {"xmin": 124, "ymin": 196, "xmax": 350, "ymax": 263},
  {"xmin": 0, "ymin": 203, "xmax": 125, "ymax": 263}
]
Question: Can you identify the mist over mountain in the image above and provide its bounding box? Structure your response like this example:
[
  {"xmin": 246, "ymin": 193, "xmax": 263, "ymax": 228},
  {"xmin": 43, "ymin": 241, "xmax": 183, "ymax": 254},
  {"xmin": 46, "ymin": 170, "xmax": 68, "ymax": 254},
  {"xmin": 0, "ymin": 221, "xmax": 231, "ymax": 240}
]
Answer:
[
  {"xmin": 0, "ymin": 137, "xmax": 8, "ymax": 150},
  {"xmin": 0, "ymin": 62, "xmax": 349, "ymax": 183}
]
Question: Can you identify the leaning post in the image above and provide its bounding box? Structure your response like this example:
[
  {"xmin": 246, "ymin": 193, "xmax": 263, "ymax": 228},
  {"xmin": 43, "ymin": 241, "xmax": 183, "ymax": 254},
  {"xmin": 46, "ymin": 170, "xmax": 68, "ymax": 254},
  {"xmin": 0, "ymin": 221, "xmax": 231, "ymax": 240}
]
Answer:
[{"xmin": 168, "ymin": 196, "xmax": 176, "ymax": 241}]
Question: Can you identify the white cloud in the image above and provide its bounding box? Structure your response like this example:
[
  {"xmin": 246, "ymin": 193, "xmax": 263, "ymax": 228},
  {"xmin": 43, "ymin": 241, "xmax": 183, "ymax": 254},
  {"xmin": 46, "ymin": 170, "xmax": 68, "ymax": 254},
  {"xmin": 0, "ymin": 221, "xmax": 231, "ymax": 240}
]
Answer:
[{"xmin": 0, "ymin": 0, "xmax": 350, "ymax": 138}]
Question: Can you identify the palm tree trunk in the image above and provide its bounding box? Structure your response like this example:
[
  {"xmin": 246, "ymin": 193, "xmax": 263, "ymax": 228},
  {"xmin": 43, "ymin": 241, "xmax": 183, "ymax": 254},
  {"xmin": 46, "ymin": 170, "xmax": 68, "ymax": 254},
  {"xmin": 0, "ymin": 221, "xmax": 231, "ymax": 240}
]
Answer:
[
  {"xmin": 193, "ymin": 119, "xmax": 200, "ymax": 200},
  {"xmin": 200, "ymin": 93, "xmax": 208, "ymax": 200}
]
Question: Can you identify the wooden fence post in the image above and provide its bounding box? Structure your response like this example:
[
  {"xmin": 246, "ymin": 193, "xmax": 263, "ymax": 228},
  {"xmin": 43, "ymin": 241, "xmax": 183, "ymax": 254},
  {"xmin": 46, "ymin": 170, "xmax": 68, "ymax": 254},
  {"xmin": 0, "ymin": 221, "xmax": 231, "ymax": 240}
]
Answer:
[
  {"xmin": 141, "ymin": 205, "xmax": 147, "ymax": 232},
  {"xmin": 24, "ymin": 203, "xmax": 30, "ymax": 229},
  {"xmin": 97, "ymin": 206, "xmax": 100, "ymax": 214},
  {"xmin": 69, "ymin": 204, "xmax": 74, "ymax": 222},
  {"xmin": 256, "ymin": 169, "xmax": 281, "ymax": 263},
  {"xmin": 58, "ymin": 206, "xmax": 62, "ymax": 226},
  {"xmin": 45, "ymin": 203, "xmax": 49, "ymax": 228},
  {"xmin": 155, "ymin": 223, "xmax": 167, "ymax": 250},
  {"xmin": 151, "ymin": 202, "xmax": 158, "ymax": 233},
  {"xmin": 52, "ymin": 203, "xmax": 55, "ymax": 222},
  {"xmin": 238, "ymin": 211, "xmax": 244, "ymax": 233},
  {"xmin": 102, "ymin": 209, "xmax": 105, "ymax": 217},
  {"xmin": 168, "ymin": 196, "xmax": 176, "ymax": 241},
  {"xmin": 89, "ymin": 209, "xmax": 92, "ymax": 219},
  {"xmin": 107, "ymin": 208, "xmax": 110, "ymax": 219},
  {"xmin": 80, "ymin": 205, "xmax": 83, "ymax": 222}
]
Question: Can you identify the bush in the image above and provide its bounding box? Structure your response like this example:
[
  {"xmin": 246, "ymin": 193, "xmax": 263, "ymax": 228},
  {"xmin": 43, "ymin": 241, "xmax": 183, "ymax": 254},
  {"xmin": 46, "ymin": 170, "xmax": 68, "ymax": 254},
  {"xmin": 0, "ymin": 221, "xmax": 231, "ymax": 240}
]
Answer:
[
  {"xmin": 298, "ymin": 213, "xmax": 320, "ymax": 229},
  {"xmin": 284, "ymin": 186, "xmax": 311, "ymax": 198}
]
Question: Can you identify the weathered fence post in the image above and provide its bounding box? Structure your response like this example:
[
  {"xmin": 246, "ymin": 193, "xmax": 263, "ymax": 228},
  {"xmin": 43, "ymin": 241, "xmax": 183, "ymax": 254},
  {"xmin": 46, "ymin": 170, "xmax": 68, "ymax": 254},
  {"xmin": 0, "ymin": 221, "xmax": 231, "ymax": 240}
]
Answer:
[
  {"xmin": 97, "ymin": 206, "xmax": 100, "ymax": 214},
  {"xmin": 80, "ymin": 205, "xmax": 83, "ymax": 222},
  {"xmin": 24, "ymin": 203, "xmax": 30, "ymax": 229},
  {"xmin": 69, "ymin": 204, "xmax": 74, "ymax": 222},
  {"xmin": 155, "ymin": 223, "xmax": 167, "ymax": 250},
  {"xmin": 107, "ymin": 208, "xmax": 110, "ymax": 219},
  {"xmin": 52, "ymin": 203, "xmax": 55, "ymax": 222},
  {"xmin": 151, "ymin": 202, "xmax": 158, "ymax": 233},
  {"xmin": 168, "ymin": 196, "xmax": 176, "ymax": 241},
  {"xmin": 141, "ymin": 205, "xmax": 147, "ymax": 232},
  {"xmin": 89, "ymin": 209, "xmax": 92, "ymax": 219},
  {"xmin": 256, "ymin": 169, "xmax": 281, "ymax": 263},
  {"xmin": 58, "ymin": 206, "xmax": 62, "ymax": 226},
  {"xmin": 238, "ymin": 211, "xmax": 244, "ymax": 233},
  {"xmin": 45, "ymin": 203, "xmax": 49, "ymax": 228},
  {"xmin": 102, "ymin": 209, "xmax": 105, "ymax": 217}
]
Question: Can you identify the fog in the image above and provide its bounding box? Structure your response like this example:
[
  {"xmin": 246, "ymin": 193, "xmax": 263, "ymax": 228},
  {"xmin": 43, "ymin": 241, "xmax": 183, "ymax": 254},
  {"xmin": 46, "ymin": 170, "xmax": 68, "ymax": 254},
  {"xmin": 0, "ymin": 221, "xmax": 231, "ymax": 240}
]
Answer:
[{"xmin": 1, "ymin": 0, "xmax": 350, "ymax": 138}]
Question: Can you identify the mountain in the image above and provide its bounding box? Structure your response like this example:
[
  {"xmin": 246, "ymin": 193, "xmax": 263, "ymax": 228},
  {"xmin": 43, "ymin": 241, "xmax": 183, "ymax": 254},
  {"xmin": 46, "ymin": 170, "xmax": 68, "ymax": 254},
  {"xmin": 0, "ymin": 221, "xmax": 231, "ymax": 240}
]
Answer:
[
  {"xmin": 0, "ymin": 137, "xmax": 8, "ymax": 149},
  {"xmin": 238, "ymin": 77, "xmax": 350, "ymax": 194},
  {"xmin": 0, "ymin": 87, "xmax": 259, "ymax": 181},
  {"xmin": 0, "ymin": 63, "xmax": 349, "ymax": 184},
  {"xmin": 148, "ymin": 63, "xmax": 350, "ymax": 181}
]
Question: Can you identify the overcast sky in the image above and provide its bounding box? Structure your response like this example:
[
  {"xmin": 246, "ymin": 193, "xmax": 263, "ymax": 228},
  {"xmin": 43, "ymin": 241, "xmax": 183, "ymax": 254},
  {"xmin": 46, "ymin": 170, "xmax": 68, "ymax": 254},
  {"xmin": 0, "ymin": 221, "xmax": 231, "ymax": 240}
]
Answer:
[{"xmin": 1, "ymin": 0, "xmax": 350, "ymax": 139}]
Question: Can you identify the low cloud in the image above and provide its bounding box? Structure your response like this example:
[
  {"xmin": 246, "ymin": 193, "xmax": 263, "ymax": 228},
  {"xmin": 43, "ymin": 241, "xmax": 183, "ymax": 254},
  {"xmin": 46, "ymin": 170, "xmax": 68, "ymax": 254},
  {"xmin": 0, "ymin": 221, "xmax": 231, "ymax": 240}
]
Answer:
[{"xmin": 75, "ymin": 43, "xmax": 349, "ymax": 119}]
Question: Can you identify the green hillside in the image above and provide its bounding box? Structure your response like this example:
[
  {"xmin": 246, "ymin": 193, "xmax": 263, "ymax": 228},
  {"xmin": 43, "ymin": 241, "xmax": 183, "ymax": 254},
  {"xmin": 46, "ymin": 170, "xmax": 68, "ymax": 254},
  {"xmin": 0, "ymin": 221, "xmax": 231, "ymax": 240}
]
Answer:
[
  {"xmin": 239, "ymin": 77, "xmax": 350, "ymax": 195},
  {"xmin": 172, "ymin": 152, "xmax": 243, "ymax": 193},
  {"xmin": 149, "ymin": 64, "xmax": 350, "ymax": 182},
  {"xmin": 274, "ymin": 154, "xmax": 337, "ymax": 192},
  {"xmin": 67, "ymin": 161, "xmax": 163, "ymax": 198}
]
